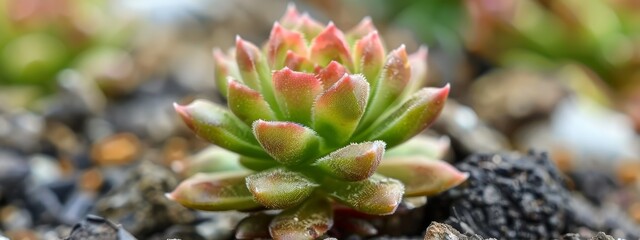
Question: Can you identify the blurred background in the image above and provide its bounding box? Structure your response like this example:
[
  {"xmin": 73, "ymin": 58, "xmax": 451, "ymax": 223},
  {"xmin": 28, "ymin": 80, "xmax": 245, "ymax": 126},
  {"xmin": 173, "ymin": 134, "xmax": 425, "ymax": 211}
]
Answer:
[{"xmin": 0, "ymin": 0, "xmax": 639, "ymax": 239}]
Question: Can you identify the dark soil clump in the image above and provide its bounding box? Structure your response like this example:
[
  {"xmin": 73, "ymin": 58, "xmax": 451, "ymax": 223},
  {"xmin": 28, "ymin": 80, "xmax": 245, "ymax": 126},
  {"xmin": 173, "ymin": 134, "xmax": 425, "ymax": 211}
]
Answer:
[{"xmin": 425, "ymin": 151, "xmax": 640, "ymax": 239}]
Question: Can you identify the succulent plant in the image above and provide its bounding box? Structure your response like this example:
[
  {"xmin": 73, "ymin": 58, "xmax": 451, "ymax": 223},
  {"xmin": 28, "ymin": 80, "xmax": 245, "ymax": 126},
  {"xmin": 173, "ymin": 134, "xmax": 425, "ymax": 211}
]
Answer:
[{"xmin": 168, "ymin": 4, "xmax": 468, "ymax": 239}]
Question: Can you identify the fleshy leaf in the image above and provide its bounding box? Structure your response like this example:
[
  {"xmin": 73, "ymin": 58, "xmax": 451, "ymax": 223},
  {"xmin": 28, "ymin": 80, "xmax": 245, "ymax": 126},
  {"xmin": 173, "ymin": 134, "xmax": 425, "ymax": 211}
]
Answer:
[
  {"xmin": 295, "ymin": 13, "xmax": 325, "ymax": 41},
  {"xmin": 227, "ymin": 80, "xmax": 276, "ymax": 125},
  {"xmin": 384, "ymin": 135, "xmax": 450, "ymax": 160},
  {"xmin": 252, "ymin": 120, "xmax": 320, "ymax": 165},
  {"xmin": 273, "ymin": 67, "xmax": 323, "ymax": 124},
  {"xmin": 269, "ymin": 196, "xmax": 333, "ymax": 240},
  {"xmin": 377, "ymin": 157, "xmax": 468, "ymax": 197},
  {"xmin": 246, "ymin": 168, "xmax": 318, "ymax": 209},
  {"xmin": 267, "ymin": 22, "xmax": 308, "ymax": 69},
  {"xmin": 280, "ymin": 3, "xmax": 301, "ymax": 29},
  {"xmin": 359, "ymin": 45, "xmax": 411, "ymax": 130},
  {"xmin": 361, "ymin": 85, "xmax": 450, "ymax": 148},
  {"xmin": 167, "ymin": 171, "xmax": 261, "ymax": 211},
  {"xmin": 322, "ymin": 174, "xmax": 404, "ymax": 215},
  {"xmin": 283, "ymin": 50, "xmax": 314, "ymax": 72},
  {"xmin": 313, "ymin": 141, "xmax": 385, "ymax": 181},
  {"xmin": 312, "ymin": 74, "xmax": 369, "ymax": 145},
  {"xmin": 235, "ymin": 36, "xmax": 265, "ymax": 90},
  {"xmin": 347, "ymin": 17, "xmax": 377, "ymax": 41},
  {"xmin": 315, "ymin": 61, "xmax": 348, "ymax": 89},
  {"xmin": 236, "ymin": 213, "xmax": 274, "ymax": 240},
  {"xmin": 238, "ymin": 156, "xmax": 277, "ymax": 172},
  {"xmin": 174, "ymin": 100, "xmax": 267, "ymax": 158},
  {"xmin": 310, "ymin": 22, "xmax": 354, "ymax": 71},
  {"xmin": 181, "ymin": 146, "xmax": 244, "ymax": 177},
  {"xmin": 403, "ymin": 46, "xmax": 429, "ymax": 99},
  {"xmin": 213, "ymin": 48, "xmax": 235, "ymax": 97},
  {"xmin": 353, "ymin": 31, "xmax": 385, "ymax": 90}
]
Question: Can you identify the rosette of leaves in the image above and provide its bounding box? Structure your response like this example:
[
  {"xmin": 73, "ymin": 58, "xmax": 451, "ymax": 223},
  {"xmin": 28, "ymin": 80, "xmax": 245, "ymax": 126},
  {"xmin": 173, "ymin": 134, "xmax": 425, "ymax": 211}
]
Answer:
[{"xmin": 168, "ymin": 5, "xmax": 468, "ymax": 239}]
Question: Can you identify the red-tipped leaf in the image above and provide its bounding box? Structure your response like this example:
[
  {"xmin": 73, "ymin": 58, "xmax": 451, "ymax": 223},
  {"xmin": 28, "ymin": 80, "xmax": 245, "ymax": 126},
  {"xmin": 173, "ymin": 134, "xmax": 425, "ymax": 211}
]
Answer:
[
  {"xmin": 310, "ymin": 23, "xmax": 354, "ymax": 71},
  {"xmin": 377, "ymin": 157, "xmax": 468, "ymax": 197},
  {"xmin": 174, "ymin": 100, "xmax": 267, "ymax": 158},
  {"xmin": 273, "ymin": 68, "xmax": 323, "ymax": 124},
  {"xmin": 227, "ymin": 80, "xmax": 276, "ymax": 125},
  {"xmin": 167, "ymin": 171, "xmax": 261, "ymax": 211},
  {"xmin": 252, "ymin": 120, "xmax": 320, "ymax": 165},
  {"xmin": 312, "ymin": 74, "xmax": 369, "ymax": 145}
]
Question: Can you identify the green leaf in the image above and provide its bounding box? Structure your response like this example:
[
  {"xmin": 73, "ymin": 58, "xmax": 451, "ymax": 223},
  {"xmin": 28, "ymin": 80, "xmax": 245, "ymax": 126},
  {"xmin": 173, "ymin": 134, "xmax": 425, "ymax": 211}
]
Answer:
[
  {"xmin": 272, "ymin": 68, "xmax": 323, "ymax": 125},
  {"xmin": 174, "ymin": 100, "xmax": 268, "ymax": 158},
  {"xmin": 322, "ymin": 174, "xmax": 404, "ymax": 215},
  {"xmin": 227, "ymin": 80, "xmax": 276, "ymax": 125},
  {"xmin": 313, "ymin": 141, "xmax": 385, "ymax": 181},
  {"xmin": 312, "ymin": 74, "xmax": 369, "ymax": 145},
  {"xmin": 269, "ymin": 196, "xmax": 333, "ymax": 240},
  {"xmin": 353, "ymin": 31, "xmax": 385, "ymax": 91},
  {"xmin": 246, "ymin": 168, "xmax": 318, "ymax": 209},
  {"xmin": 167, "ymin": 171, "xmax": 261, "ymax": 211},
  {"xmin": 310, "ymin": 23, "xmax": 354, "ymax": 71},
  {"xmin": 358, "ymin": 45, "xmax": 411, "ymax": 131},
  {"xmin": 361, "ymin": 85, "xmax": 450, "ymax": 148},
  {"xmin": 252, "ymin": 120, "xmax": 320, "ymax": 165},
  {"xmin": 181, "ymin": 146, "xmax": 245, "ymax": 177},
  {"xmin": 377, "ymin": 157, "xmax": 468, "ymax": 197},
  {"xmin": 238, "ymin": 156, "xmax": 278, "ymax": 171},
  {"xmin": 384, "ymin": 135, "xmax": 450, "ymax": 160}
]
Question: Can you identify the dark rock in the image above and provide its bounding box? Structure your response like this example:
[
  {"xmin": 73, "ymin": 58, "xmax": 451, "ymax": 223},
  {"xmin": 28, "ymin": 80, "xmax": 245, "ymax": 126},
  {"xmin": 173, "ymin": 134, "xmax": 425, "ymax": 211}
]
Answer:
[
  {"xmin": 424, "ymin": 222, "xmax": 492, "ymax": 240},
  {"xmin": 0, "ymin": 151, "xmax": 30, "ymax": 200},
  {"xmin": 561, "ymin": 232, "xmax": 615, "ymax": 240},
  {"xmin": 65, "ymin": 215, "xmax": 136, "ymax": 240},
  {"xmin": 568, "ymin": 170, "xmax": 618, "ymax": 206},
  {"xmin": 429, "ymin": 151, "xmax": 640, "ymax": 239},
  {"xmin": 94, "ymin": 161, "xmax": 196, "ymax": 237},
  {"xmin": 148, "ymin": 225, "xmax": 205, "ymax": 240}
]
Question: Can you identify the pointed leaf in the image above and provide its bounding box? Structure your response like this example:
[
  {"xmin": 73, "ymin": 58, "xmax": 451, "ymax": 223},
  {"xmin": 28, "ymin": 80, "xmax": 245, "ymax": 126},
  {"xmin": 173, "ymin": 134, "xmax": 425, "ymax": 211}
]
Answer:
[
  {"xmin": 236, "ymin": 213, "xmax": 274, "ymax": 240},
  {"xmin": 273, "ymin": 68, "xmax": 323, "ymax": 124},
  {"xmin": 213, "ymin": 48, "xmax": 234, "ymax": 97},
  {"xmin": 353, "ymin": 31, "xmax": 385, "ymax": 89},
  {"xmin": 322, "ymin": 174, "xmax": 404, "ymax": 215},
  {"xmin": 239, "ymin": 156, "xmax": 277, "ymax": 172},
  {"xmin": 385, "ymin": 135, "xmax": 450, "ymax": 160},
  {"xmin": 404, "ymin": 46, "xmax": 429, "ymax": 98},
  {"xmin": 280, "ymin": 3, "xmax": 301, "ymax": 29},
  {"xmin": 235, "ymin": 36, "xmax": 265, "ymax": 90},
  {"xmin": 312, "ymin": 74, "xmax": 369, "ymax": 145},
  {"xmin": 246, "ymin": 168, "xmax": 318, "ymax": 209},
  {"xmin": 310, "ymin": 23, "xmax": 354, "ymax": 71},
  {"xmin": 167, "ymin": 171, "xmax": 261, "ymax": 211},
  {"xmin": 269, "ymin": 196, "xmax": 333, "ymax": 240},
  {"xmin": 362, "ymin": 85, "xmax": 450, "ymax": 148},
  {"xmin": 267, "ymin": 22, "xmax": 308, "ymax": 69},
  {"xmin": 313, "ymin": 141, "xmax": 385, "ymax": 181},
  {"xmin": 174, "ymin": 100, "xmax": 267, "ymax": 158},
  {"xmin": 377, "ymin": 157, "xmax": 468, "ymax": 197},
  {"xmin": 347, "ymin": 17, "xmax": 377, "ymax": 41},
  {"xmin": 315, "ymin": 61, "xmax": 348, "ymax": 89},
  {"xmin": 252, "ymin": 120, "xmax": 320, "ymax": 165},
  {"xmin": 359, "ymin": 45, "xmax": 411, "ymax": 130},
  {"xmin": 295, "ymin": 13, "xmax": 325, "ymax": 41},
  {"xmin": 227, "ymin": 80, "xmax": 276, "ymax": 125},
  {"xmin": 182, "ymin": 146, "xmax": 244, "ymax": 177},
  {"xmin": 284, "ymin": 50, "xmax": 314, "ymax": 72}
]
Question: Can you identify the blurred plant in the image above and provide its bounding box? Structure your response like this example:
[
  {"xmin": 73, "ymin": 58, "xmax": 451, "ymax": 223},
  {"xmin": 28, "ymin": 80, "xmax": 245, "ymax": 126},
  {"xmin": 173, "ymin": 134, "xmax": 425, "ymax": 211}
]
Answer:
[
  {"xmin": 168, "ymin": 5, "xmax": 467, "ymax": 239},
  {"xmin": 0, "ymin": 0, "xmax": 134, "ymax": 93},
  {"xmin": 466, "ymin": 0, "xmax": 640, "ymax": 91}
]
